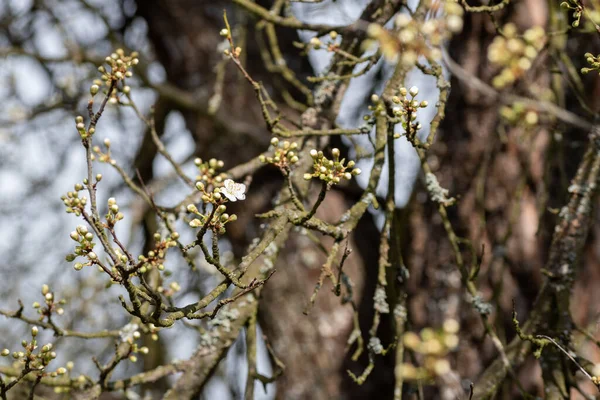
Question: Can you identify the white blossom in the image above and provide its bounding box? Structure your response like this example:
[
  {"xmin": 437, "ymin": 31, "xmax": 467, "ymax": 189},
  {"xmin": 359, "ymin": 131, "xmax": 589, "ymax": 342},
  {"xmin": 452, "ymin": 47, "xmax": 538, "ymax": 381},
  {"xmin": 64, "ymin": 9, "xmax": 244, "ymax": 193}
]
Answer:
[
  {"xmin": 119, "ymin": 323, "xmax": 139, "ymax": 343},
  {"xmin": 221, "ymin": 179, "xmax": 246, "ymax": 202}
]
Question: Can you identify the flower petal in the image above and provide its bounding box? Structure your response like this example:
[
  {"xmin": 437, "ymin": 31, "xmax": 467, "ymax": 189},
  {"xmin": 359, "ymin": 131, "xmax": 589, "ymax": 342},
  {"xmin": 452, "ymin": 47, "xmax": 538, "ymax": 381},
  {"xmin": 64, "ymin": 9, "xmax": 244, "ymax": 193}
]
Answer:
[{"xmin": 223, "ymin": 191, "xmax": 237, "ymax": 202}]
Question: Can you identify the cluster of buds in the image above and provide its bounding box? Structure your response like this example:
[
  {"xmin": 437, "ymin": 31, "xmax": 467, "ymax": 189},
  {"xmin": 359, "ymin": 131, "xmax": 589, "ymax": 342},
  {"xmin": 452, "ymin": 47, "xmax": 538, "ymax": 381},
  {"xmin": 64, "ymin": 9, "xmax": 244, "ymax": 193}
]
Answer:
[
  {"xmin": 303, "ymin": 148, "xmax": 361, "ymax": 185},
  {"xmin": 499, "ymin": 102, "xmax": 540, "ymax": 129},
  {"xmin": 581, "ymin": 52, "xmax": 600, "ymax": 75},
  {"xmin": 33, "ymin": 284, "xmax": 66, "ymax": 319},
  {"xmin": 219, "ymin": 28, "xmax": 242, "ymax": 58},
  {"xmin": 119, "ymin": 323, "xmax": 141, "ymax": 344},
  {"xmin": 147, "ymin": 323, "xmax": 160, "ymax": 342},
  {"xmin": 194, "ymin": 157, "xmax": 227, "ymax": 189},
  {"xmin": 105, "ymin": 197, "xmax": 124, "ymax": 227},
  {"xmin": 367, "ymin": 2, "xmax": 464, "ymax": 66},
  {"xmin": 487, "ymin": 24, "xmax": 546, "ymax": 88},
  {"xmin": 307, "ymin": 30, "xmax": 339, "ymax": 51},
  {"xmin": 133, "ymin": 232, "xmax": 179, "ymax": 274},
  {"xmin": 390, "ymin": 86, "xmax": 428, "ymax": 141},
  {"xmin": 96, "ymin": 49, "xmax": 138, "ymax": 104},
  {"xmin": 258, "ymin": 138, "xmax": 300, "ymax": 172},
  {"xmin": 74, "ymin": 115, "xmax": 94, "ymax": 139},
  {"xmin": 361, "ymin": 94, "xmax": 385, "ymax": 128},
  {"xmin": 223, "ymin": 45, "xmax": 242, "ymax": 58},
  {"xmin": 61, "ymin": 182, "xmax": 90, "ymax": 216},
  {"xmin": 187, "ymin": 202, "xmax": 238, "ymax": 235},
  {"xmin": 398, "ymin": 319, "xmax": 460, "ymax": 381},
  {"xmin": 195, "ymin": 176, "xmax": 246, "ymax": 206},
  {"xmin": 1, "ymin": 327, "xmax": 64, "ymax": 375},
  {"xmin": 92, "ymin": 138, "xmax": 115, "ymax": 164},
  {"xmin": 560, "ymin": 1, "xmax": 583, "ymax": 27},
  {"xmin": 65, "ymin": 225, "xmax": 97, "ymax": 269},
  {"xmin": 118, "ymin": 323, "xmax": 149, "ymax": 363}
]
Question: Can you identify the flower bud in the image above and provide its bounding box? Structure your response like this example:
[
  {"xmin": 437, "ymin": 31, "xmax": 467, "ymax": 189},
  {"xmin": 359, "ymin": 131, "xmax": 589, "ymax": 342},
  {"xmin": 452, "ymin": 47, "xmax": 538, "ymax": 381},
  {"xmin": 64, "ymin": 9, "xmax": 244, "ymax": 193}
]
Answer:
[
  {"xmin": 310, "ymin": 36, "xmax": 322, "ymax": 49},
  {"xmin": 90, "ymin": 85, "xmax": 99, "ymax": 96},
  {"xmin": 409, "ymin": 86, "xmax": 419, "ymax": 96},
  {"xmin": 189, "ymin": 219, "xmax": 202, "ymax": 228}
]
